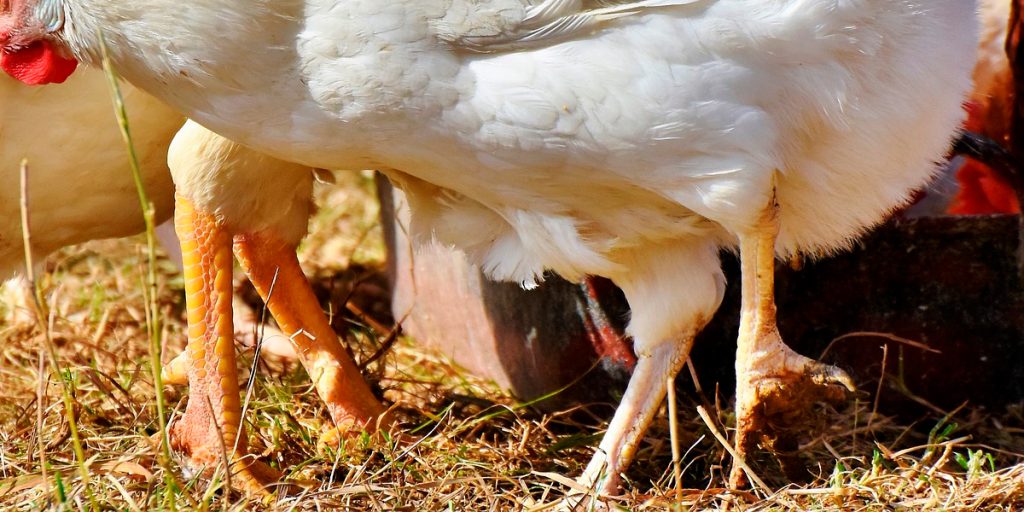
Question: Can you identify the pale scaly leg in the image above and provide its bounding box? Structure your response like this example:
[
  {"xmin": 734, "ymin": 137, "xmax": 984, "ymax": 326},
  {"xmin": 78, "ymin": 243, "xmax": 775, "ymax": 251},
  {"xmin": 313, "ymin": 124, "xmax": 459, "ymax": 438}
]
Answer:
[
  {"xmin": 168, "ymin": 195, "xmax": 280, "ymax": 495},
  {"xmin": 729, "ymin": 189, "xmax": 855, "ymax": 488},
  {"xmin": 571, "ymin": 239, "xmax": 724, "ymax": 503},
  {"xmin": 577, "ymin": 339, "xmax": 694, "ymax": 496},
  {"xmin": 234, "ymin": 231, "xmax": 391, "ymax": 439}
]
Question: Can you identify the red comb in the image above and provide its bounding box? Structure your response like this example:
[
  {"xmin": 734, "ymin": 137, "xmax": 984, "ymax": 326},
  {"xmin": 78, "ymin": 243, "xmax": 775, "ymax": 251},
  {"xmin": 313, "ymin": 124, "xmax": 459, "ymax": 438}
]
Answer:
[{"xmin": 1, "ymin": 40, "xmax": 78, "ymax": 85}]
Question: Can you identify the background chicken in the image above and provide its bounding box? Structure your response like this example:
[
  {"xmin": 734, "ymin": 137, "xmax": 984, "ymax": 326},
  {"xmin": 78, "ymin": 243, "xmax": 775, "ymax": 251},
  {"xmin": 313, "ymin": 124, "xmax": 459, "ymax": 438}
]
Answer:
[
  {"xmin": 0, "ymin": 0, "xmax": 977, "ymax": 499},
  {"xmin": 951, "ymin": 0, "xmax": 1018, "ymax": 214},
  {"xmin": 0, "ymin": 69, "xmax": 179, "ymax": 319}
]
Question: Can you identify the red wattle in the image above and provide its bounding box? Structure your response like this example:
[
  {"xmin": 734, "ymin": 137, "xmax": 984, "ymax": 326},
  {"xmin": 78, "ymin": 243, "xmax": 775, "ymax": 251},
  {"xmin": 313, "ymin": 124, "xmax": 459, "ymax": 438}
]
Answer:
[{"xmin": 1, "ymin": 40, "xmax": 78, "ymax": 85}]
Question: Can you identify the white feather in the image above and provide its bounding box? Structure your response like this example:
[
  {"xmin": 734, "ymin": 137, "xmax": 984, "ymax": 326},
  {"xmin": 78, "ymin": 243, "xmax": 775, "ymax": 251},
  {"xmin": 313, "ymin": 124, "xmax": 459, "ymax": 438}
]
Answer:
[{"xmin": 56, "ymin": 0, "xmax": 977, "ymax": 351}]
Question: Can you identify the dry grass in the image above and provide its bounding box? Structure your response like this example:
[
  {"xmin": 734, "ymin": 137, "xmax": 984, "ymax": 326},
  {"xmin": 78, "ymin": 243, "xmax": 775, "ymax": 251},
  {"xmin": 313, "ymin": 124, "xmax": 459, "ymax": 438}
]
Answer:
[{"xmin": 1, "ymin": 174, "xmax": 1023, "ymax": 511}]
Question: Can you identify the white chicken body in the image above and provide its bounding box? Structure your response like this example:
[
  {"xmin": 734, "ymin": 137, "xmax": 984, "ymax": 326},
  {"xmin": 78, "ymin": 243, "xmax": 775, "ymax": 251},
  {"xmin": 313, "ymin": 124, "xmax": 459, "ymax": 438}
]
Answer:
[{"xmin": 68, "ymin": 0, "xmax": 975, "ymax": 293}]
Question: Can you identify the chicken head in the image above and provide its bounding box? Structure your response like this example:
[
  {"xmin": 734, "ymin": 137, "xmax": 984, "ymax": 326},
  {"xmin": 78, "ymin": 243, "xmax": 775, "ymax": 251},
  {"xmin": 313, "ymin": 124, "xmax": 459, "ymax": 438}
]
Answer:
[{"xmin": 0, "ymin": 0, "xmax": 76, "ymax": 84}]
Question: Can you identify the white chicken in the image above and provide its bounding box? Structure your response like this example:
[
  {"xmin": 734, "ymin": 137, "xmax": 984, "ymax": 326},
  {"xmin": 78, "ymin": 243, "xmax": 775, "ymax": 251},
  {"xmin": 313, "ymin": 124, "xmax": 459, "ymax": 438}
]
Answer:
[{"xmin": 1, "ymin": 0, "xmax": 978, "ymax": 497}]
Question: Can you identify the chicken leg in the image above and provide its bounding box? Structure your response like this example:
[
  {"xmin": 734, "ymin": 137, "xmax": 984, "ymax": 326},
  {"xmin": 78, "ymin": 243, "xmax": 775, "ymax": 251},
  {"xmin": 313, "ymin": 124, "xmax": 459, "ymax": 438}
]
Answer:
[
  {"xmin": 162, "ymin": 294, "xmax": 298, "ymax": 386},
  {"xmin": 165, "ymin": 122, "xmax": 391, "ymax": 494},
  {"xmin": 170, "ymin": 191, "xmax": 391, "ymax": 494},
  {"xmin": 233, "ymin": 231, "xmax": 389, "ymax": 436},
  {"xmin": 729, "ymin": 188, "xmax": 855, "ymax": 488},
  {"xmin": 569, "ymin": 239, "xmax": 723, "ymax": 501},
  {"xmin": 576, "ymin": 338, "xmax": 694, "ymax": 496},
  {"xmin": 169, "ymin": 195, "xmax": 280, "ymax": 494}
]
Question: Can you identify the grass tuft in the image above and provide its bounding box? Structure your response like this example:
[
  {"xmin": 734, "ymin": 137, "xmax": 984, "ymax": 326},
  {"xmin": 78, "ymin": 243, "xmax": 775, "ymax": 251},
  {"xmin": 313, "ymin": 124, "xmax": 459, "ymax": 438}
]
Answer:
[{"xmin": 99, "ymin": 33, "xmax": 179, "ymax": 509}]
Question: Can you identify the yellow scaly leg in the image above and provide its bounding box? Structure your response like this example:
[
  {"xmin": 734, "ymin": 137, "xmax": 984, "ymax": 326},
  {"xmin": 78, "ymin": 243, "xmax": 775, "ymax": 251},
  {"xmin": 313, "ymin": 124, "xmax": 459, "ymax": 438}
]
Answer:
[
  {"xmin": 729, "ymin": 186, "xmax": 855, "ymax": 488},
  {"xmin": 234, "ymin": 232, "xmax": 391, "ymax": 440},
  {"xmin": 169, "ymin": 194, "xmax": 280, "ymax": 495}
]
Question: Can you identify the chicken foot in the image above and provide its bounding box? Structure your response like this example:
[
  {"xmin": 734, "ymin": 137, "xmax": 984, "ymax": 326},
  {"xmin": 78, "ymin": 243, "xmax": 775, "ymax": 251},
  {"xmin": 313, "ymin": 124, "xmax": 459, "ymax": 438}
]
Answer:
[{"xmin": 729, "ymin": 187, "xmax": 856, "ymax": 488}]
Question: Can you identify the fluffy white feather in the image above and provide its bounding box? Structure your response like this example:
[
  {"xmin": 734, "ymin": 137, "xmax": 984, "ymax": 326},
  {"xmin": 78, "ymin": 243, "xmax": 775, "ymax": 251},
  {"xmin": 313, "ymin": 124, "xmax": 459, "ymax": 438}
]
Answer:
[
  {"xmin": 49, "ymin": 0, "xmax": 977, "ymax": 340},
  {"xmin": 169, "ymin": 120, "xmax": 316, "ymax": 246}
]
